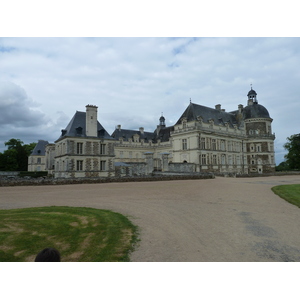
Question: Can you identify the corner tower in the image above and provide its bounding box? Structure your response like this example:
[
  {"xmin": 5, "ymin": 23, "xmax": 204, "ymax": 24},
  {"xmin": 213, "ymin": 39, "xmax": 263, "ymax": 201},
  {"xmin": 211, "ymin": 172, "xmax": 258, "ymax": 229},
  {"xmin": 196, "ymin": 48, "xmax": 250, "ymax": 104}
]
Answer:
[{"xmin": 243, "ymin": 88, "xmax": 275, "ymax": 174}]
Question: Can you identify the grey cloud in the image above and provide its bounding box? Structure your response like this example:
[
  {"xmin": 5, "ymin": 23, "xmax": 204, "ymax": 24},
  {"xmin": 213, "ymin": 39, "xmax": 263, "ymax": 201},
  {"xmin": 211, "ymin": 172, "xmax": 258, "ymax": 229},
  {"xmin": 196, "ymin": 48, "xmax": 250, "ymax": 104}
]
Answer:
[{"xmin": 0, "ymin": 81, "xmax": 46, "ymax": 127}]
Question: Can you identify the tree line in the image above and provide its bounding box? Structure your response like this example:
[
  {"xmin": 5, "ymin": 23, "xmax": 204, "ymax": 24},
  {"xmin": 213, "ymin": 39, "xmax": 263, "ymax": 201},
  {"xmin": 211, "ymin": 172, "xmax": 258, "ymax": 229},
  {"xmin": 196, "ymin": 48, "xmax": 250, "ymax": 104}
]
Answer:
[
  {"xmin": 0, "ymin": 139, "xmax": 36, "ymax": 171},
  {"xmin": 277, "ymin": 133, "xmax": 300, "ymax": 171}
]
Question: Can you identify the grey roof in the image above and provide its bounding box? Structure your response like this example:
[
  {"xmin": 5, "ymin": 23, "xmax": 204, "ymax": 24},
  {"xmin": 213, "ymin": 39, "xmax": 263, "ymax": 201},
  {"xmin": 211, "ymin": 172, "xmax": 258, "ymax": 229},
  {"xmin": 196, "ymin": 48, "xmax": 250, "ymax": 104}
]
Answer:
[
  {"xmin": 243, "ymin": 103, "xmax": 271, "ymax": 119},
  {"xmin": 175, "ymin": 102, "xmax": 238, "ymax": 128},
  {"xmin": 31, "ymin": 140, "xmax": 49, "ymax": 156},
  {"xmin": 56, "ymin": 111, "xmax": 113, "ymax": 141},
  {"xmin": 247, "ymin": 88, "xmax": 257, "ymax": 96},
  {"xmin": 153, "ymin": 126, "xmax": 174, "ymax": 142},
  {"xmin": 111, "ymin": 128, "xmax": 156, "ymax": 142}
]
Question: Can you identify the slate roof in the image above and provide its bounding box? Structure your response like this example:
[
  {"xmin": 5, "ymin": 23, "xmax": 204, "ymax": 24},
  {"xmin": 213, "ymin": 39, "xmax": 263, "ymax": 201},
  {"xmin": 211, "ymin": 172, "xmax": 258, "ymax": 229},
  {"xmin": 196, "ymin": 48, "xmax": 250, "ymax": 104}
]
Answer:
[
  {"xmin": 175, "ymin": 102, "xmax": 238, "ymax": 128},
  {"xmin": 243, "ymin": 103, "xmax": 271, "ymax": 119},
  {"xmin": 31, "ymin": 140, "xmax": 49, "ymax": 156},
  {"xmin": 153, "ymin": 126, "xmax": 174, "ymax": 142},
  {"xmin": 111, "ymin": 128, "xmax": 156, "ymax": 142},
  {"xmin": 56, "ymin": 111, "xmax": 113, "ymax": 142}
]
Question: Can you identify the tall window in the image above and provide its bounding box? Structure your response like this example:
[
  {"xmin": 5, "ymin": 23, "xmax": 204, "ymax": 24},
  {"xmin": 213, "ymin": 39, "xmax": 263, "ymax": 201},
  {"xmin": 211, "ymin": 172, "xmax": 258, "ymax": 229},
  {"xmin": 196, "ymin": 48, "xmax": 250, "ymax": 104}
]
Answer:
[
  {"xmin": 220, "ymin": 140, "xmax": 225, "ymax": 151},
  {"xmin": 212, "ymin": 155, "xmax": 217, "ymax": 165},
  {"xmin": 212, "ymin": 139, "xmax": 216, "ymax": 150},
  {"xmin": 182, "ymin": 139, "xmax": 187, "ymax": 150},
  {"xmin": 200, "ymin": 138, "xmax": 206, "ymax": 150},
  {"xmin": 100, "ymin": 160, "xmax": 106, "ymax": 171},
  {"xmin": 76, "ymin": 160, "xmax": 83, "ymax": 171},
  {"xmin": 100, "ymin": 144, "xmax": 106, "ymax": 155},
  {"xmin": 201, "ymin": 154, "xmax": 206, "ymax": 165},
  {"xmin": 77, "ymin": 142, "xmax": 83, "ymax": 154},
  {"xmin": 221, "ymin": 155, "xmax": 226, "ymax": 165}
]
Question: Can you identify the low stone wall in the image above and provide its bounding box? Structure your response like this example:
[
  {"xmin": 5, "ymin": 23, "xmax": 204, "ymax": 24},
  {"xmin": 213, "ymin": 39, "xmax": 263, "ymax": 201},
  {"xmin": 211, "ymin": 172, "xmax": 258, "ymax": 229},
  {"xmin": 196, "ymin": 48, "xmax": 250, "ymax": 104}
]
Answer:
[
  {"xmin": 168, "ymin": 163, "xmax": 196, "ymax": 173},
  {"xmin": 0, "ymin": 173, "xmax": 214, "ymax": 187}
]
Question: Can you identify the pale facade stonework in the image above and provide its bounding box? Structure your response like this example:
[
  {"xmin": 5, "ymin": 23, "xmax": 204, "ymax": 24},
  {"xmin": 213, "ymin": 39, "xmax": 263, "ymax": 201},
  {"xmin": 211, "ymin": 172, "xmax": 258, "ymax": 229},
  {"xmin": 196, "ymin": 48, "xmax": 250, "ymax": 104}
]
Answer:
[{"xmin": 28, "ymin": 88, "xmax": 275, "ymax": 177}]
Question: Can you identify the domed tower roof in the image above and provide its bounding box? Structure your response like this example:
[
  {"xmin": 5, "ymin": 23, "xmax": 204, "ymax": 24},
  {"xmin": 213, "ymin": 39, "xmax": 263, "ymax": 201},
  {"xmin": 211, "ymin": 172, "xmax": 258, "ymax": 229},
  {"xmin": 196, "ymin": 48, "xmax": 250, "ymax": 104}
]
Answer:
[
  {"xmin": 243, "ymin": 103, "xmax": 271, "ymax": 119},
  {"xmin": 247, "ymin": 88, "xmax": 257, "ymax": 97},
  {"xmin": 243, "ymin": 87, "xmax": 271, "ymax": 119}
]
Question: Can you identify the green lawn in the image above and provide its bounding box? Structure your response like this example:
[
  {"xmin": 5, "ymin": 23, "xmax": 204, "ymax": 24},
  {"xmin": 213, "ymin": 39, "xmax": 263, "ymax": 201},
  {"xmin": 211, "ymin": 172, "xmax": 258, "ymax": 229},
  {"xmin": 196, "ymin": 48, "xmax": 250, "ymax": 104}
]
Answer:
[
  {"xmin": 0, "ymin": 206, "xmax": 138, "ymax": 262},
  {"xmin": 272, "ymin": 184, "xmax": 300, "ymax": 208}
]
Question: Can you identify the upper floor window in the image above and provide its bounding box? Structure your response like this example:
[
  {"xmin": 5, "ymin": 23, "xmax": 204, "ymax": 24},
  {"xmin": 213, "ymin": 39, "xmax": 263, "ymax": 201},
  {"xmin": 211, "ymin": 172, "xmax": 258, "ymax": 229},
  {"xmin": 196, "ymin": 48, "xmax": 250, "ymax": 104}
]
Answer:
[
  {"xmin": 100, "ymin": 144, "xmax": 106, "ymax": 155},
  {"xmin": 212, "ymin": 139, "xmax": 216, "ymax": 150},
  {"xmin": 182, "ymin": 139, "xmax": 187, "ymax": 150},
  {"xmin": 200, "ymin": 138, "xmax": 205, "ymax": 150},
  {"xmin": 77, "ymin": 142, "xmax": 83, "ymax": 154}
]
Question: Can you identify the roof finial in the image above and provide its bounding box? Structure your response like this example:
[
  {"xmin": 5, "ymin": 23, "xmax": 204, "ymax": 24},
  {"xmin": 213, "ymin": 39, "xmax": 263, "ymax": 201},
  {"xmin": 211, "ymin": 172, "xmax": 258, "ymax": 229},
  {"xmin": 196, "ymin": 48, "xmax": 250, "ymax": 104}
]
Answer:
[
  {"xmin": 190, "ymin": 98, "xmax": 191, "ymax": 103},
  {"xmin": 250, "ymin": 83, "xmax": 252, "ymax": 90}
]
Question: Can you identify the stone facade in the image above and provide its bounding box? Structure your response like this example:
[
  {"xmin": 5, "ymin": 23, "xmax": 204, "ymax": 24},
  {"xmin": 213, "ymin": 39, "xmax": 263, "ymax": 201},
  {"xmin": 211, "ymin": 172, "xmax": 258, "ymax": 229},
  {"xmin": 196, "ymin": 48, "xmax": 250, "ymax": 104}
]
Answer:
[{"xmin": 28, "ymin": 88, "xmax": 276, "ymax": 177}]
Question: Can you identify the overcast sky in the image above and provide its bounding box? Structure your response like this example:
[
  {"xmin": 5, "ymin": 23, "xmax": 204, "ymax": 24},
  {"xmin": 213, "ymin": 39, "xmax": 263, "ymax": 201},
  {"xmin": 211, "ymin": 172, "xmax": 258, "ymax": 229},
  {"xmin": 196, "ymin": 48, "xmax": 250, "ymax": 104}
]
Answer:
[{"xmin": 1, "ymin": 37, "xmax": 299, "ymax": 164}]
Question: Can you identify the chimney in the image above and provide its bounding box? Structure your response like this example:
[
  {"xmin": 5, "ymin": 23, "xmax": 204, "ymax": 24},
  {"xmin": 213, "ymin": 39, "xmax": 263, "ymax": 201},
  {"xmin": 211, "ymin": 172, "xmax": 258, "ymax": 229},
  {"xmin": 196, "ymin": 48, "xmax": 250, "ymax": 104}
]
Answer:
[
  {"xmin": 117, "ymin": 125, "xmax": 121, "ymax": 131},
  {"xmin": 215, "ymin": 104, "xmax": 221, "ymax": 111},
  {"xmin": 139, "ymin": 127, "xmax": 144, "ymax": 134},
  {"xmin": 86, "ymin": 105, "xmax": 98, "ymax": 137},
  {"xmin": 238, "ymin": 104, "xmax": 243, "ymax": 113}
]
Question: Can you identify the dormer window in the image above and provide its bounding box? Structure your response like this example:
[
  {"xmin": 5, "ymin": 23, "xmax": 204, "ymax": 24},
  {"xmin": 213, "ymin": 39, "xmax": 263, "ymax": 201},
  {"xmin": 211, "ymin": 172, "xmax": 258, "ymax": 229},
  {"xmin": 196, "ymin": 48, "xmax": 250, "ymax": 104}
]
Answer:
[{"xmin": 76, "ymin": 127, "xmax": 83, "ymax": 135}]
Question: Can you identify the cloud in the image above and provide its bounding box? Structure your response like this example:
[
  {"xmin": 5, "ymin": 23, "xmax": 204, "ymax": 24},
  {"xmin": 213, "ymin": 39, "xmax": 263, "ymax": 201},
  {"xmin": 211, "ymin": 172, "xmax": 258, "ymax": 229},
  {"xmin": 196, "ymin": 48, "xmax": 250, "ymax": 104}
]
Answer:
[
  {"xmin": 0, "ymin": 81, "xmax": 45, "ymax": 127},
  {"xmin": 0, "ymin": 37, "xmax": 300, "ymax": 163}
]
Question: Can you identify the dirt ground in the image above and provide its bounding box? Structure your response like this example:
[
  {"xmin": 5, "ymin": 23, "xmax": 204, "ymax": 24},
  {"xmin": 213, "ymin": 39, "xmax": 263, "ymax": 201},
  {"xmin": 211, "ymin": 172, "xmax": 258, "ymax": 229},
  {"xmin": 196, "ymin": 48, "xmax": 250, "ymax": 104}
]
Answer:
[{"xmin": 1, "ymin": 175, "xmax": 300, "ymax": 262}]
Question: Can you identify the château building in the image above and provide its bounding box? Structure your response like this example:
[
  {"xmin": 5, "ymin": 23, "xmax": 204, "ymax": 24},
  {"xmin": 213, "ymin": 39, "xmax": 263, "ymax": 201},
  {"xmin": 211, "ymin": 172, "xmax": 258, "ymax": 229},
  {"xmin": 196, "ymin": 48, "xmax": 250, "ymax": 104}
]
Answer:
[{"xmin": 28, "ymin": 88, "xmax": 276, "ymax": 177}]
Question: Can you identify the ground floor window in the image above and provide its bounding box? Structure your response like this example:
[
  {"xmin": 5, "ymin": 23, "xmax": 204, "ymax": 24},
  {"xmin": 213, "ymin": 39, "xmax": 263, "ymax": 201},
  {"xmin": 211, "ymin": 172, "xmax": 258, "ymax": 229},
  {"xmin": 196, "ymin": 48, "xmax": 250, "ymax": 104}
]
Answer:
[
  {"xmin": 212, "ymin": 155, "xmax": 217, "ymax": 165},
  {"xmin": 100, "ymin": 160, "xmax": 106, "ymax": 171},
  {"xmin": 76, "ymin": 160, "xmax": 83, "ymax": 171},
  {"xmin": 201, "ymin": 154, "xmax": 206, "ymax": 165}
]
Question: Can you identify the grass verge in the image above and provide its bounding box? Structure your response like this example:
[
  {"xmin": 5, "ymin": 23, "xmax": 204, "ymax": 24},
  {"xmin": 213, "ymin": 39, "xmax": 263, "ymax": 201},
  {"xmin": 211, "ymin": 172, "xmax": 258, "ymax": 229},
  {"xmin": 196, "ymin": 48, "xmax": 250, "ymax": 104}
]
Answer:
[
  {"xmin": 271, "ymin": 184, "xmax": 300, "ymax": 208},
  {"xmin": 0, "ymin": 206, "xmax": 139, "ymax": 262}
]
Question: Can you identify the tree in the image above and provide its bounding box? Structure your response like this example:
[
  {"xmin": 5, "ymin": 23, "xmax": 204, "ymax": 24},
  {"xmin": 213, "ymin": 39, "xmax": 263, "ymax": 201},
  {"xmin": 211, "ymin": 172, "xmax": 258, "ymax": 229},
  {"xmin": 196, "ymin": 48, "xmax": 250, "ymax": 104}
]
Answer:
[
  {"xmin": 0, "ymin": 139, "xmax": 36, "ymax": 171},
  {"xmin": 284, "ymin": 134, "xmax": 300, "ymax": 170}
]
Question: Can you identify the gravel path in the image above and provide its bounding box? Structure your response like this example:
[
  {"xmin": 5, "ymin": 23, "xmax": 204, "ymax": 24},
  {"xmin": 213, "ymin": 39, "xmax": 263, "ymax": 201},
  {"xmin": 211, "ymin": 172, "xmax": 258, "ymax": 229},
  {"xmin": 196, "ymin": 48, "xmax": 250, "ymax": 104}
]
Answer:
[{"xmin": 1, "ymin": 175, "xmax": 300, "ymax": 262}]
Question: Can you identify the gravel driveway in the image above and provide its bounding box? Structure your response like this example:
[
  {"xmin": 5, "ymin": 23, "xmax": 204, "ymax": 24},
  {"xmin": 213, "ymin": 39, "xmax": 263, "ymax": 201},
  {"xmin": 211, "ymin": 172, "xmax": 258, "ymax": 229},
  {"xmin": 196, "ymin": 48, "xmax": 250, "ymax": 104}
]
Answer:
[{"xmin": 1, "ymin": 175, "xmax": 300, "ymax": 262}]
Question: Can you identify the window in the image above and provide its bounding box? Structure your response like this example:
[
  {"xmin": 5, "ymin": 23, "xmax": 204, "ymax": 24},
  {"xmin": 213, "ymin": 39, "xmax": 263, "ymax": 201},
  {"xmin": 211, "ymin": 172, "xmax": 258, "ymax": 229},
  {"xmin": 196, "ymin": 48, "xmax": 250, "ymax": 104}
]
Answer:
[
  {"xmin": 236, "ymin": 156, "xmax": 241, "ymax": 165},
  {"xmin": 212, "ymin": 155, "xmax": 217, "ymax": 165},
  {"xmin": 77, "ymin": 160, "xmax": 83, "ymax": 171},
  {"xmin": 100, "ymin": 144, "xmax": 106, "ymax": 155},
  {"xmin": 200, "ymin": 138, "xmax": 206, "ymax": 150},
  {"xmin": 220, "ymin": 140, "xmax": 225, "ymax": 151},
  {"xmin": 182, "ymin": 139, "xmax": 187, "ymax": 150},
  {"xmin": 228, "ymin": 155, "xmax": 232, "ymax": 165},
  {"xmin": 221, "ymin": 155, "xmax": 226, "ymax": 165},
  {"xmin": 37, "ymin": 158, "xmax": 41, "ymax": 164},
  {"xmin": 77, "ymin": 142, "xmax": 83, "ymax": 154},
  {"xmin": 201, "ymin": 154, "xmax": 206, "ymax": 165},
  {"xmin": 100, "ymin": 160, "xmax": 106, "ymax": 171},
  {"xmin": 212, "ymin": 139, "xmax": 216, "ymax": 150}
]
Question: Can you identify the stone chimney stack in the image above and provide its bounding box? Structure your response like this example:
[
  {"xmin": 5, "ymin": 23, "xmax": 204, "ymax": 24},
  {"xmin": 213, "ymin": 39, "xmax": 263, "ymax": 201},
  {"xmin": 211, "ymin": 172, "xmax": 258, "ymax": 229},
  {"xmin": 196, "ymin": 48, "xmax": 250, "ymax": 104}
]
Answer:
[
  {"xmin": 238, "ymin": 104, "xmax": 243, "ymax": 113},
  {"xmin": 86, "ymin": 105, "xmax": 98, "ymax": 137},
  {"xmin": 215, "ymin": 104, "xmax": 221, "ymax": 111},
  {"xmin": 117, "ymin": 125, "xmax": 121, "ymax": 131},
  {"xmin": 139, "ymin": 127, "xmax": 144, "ymax": 134}
]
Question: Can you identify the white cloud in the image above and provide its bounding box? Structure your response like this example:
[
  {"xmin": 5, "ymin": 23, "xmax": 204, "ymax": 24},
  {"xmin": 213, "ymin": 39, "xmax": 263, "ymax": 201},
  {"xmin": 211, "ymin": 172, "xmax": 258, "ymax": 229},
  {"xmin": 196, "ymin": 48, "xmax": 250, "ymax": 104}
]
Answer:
[{"xmin": 1, "ymin": 37, "xmax": 300, "ymax": 163}]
